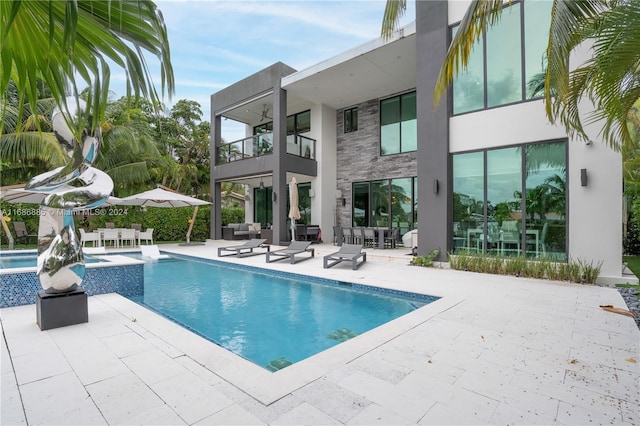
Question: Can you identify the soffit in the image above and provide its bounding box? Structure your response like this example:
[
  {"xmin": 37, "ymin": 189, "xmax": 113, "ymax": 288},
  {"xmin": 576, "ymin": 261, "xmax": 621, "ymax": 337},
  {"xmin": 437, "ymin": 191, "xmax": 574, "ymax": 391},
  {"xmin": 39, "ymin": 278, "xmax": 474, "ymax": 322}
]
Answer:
[{"xmin": 282, "ymin": 24, "xmax": 417, "ymax": 110}]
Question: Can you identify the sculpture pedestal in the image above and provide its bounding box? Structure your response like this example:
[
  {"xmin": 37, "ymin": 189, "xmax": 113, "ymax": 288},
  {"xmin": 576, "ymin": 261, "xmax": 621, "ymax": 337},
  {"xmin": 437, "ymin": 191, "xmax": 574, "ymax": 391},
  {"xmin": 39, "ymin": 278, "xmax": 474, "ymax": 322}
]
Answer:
[{"xmin": 36, "ymin": 287, "xmax": 88, "ymax": 331}]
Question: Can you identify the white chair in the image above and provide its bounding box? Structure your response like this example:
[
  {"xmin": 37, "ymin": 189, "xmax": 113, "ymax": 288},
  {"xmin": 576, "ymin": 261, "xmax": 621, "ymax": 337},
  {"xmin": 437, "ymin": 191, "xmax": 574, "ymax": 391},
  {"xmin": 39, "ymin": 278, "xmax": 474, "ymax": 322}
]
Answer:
[
  {"xmin": 138, "ymin": 228, "xmax": 154, "ymax": 245},
  {"xmin": 79, "ymin": 228, "xmax": 101, "ymax": 247},
  {"xmin": 102, "ymin": 228, "xmax": 120, "ymax": 249},
  {"xmin": 120, "ymin": 228, "xmax": 137, "ymax": 248}
]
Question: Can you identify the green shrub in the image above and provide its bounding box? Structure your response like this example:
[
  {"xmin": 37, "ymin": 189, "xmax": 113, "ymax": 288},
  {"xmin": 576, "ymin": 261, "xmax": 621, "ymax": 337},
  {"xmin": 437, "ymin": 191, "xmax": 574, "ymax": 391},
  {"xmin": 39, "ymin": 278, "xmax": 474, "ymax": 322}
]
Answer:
[
  {"xmin": 411, "ymin": 249, "xmax": 440, "ymax": 267},
  {"xmin": 221, "ymin": 207, "xmax": 245, "ymax": 225}
]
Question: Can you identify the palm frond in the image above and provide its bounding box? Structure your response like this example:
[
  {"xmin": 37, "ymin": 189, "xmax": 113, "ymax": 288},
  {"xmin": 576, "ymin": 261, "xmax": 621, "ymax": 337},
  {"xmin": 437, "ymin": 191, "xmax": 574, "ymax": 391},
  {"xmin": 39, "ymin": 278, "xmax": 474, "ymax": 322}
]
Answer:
[
  {"xmin": 0, "ymin": 0, "xmax": 174, "ymax": 136},
  {"xmin": 381, "ymin": 0, "xmax": 406, "ymax": 40}
]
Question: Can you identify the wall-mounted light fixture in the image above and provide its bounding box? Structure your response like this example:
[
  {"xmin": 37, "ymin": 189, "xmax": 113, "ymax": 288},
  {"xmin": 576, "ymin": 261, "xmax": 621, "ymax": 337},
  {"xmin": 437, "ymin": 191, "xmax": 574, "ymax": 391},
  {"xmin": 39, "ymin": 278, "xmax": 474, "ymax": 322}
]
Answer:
[
  {"xmin": 433, "ymin": 179, "xmax": 440, "ymax": 194},
  {"xmin": 259, "ymin": 178, "xmax": 265, "ymax": 190},
  {"xmin": 273, "ymin": 192, "xmax": 277, "ymax": 202},
  {"xmin": 580, "ymin": 168, "xmax": 588, "ymax": 187}
]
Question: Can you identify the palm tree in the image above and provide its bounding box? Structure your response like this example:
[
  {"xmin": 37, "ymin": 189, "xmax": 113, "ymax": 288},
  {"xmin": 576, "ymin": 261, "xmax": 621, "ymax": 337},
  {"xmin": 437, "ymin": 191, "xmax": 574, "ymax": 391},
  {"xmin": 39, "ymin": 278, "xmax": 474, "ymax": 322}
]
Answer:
[
  {"xmin": 381, "ymin": 0, "xmax": 640, "ymax": 151},
  {"xmin": 0, "ymin": 0, "xmax": 174, "ymax": 136}
]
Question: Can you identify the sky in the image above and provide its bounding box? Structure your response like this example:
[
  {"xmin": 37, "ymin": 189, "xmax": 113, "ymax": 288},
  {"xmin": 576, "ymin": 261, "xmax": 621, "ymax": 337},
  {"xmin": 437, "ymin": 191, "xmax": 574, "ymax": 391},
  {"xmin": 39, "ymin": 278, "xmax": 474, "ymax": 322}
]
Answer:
[{"xmin": 108, "ymin": 0, "xmax": 416, "ymax": 141}]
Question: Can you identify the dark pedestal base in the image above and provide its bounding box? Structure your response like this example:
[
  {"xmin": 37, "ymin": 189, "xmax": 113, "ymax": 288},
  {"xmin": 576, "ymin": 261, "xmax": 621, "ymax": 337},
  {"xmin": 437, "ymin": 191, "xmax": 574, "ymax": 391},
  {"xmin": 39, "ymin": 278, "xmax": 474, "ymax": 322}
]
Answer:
[{"xmin": 36, "ymin": 287, "xmax": 88, "ymax": 331}]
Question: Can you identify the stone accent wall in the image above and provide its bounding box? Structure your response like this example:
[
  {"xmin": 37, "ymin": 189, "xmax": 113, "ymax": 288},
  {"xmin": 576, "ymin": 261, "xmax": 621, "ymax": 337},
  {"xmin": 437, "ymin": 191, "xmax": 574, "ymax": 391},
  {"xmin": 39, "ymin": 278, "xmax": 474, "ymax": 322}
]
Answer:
[{"xmin": 336, "ymin": 98, "xmax": 417, "ymax": 227}]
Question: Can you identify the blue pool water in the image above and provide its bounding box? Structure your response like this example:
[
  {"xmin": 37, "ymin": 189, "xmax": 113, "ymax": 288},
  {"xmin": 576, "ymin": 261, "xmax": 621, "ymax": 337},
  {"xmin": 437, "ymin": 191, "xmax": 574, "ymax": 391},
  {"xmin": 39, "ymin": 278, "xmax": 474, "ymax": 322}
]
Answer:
[
  {"xmin": 0, "ymin": 254, "xmax": 103, "ymax": 269},
  {"xmin": 126, "ymin": 254, "xmax": 438, "ymax": 371}
]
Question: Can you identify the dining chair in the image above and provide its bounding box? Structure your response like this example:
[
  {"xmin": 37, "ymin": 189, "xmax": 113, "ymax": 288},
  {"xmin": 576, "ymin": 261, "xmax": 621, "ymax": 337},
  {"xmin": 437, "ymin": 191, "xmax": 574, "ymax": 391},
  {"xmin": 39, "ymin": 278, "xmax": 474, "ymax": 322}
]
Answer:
[
  {"xmin": 130, "ymin": 223, "xmax": 142, "ymax": 231},
  {"xmin": 138, "ymin": 228, "xmax": 154, "ymax": 245},
  {"xmin": 79, "ymin": 228, "xmax": 101, "ymax": 247},
  {"xmin": 384, "ymin": 228, "xmax": 400, "ymax": 249},
  {"xmin": 363, "ymin": 227, "xmax": 376, "ymax": 248},
  {"xmin": 342, "ymin": 227, "xmax": 353, "ymax": 244},
  {"xmin": 120, "ymin": 228, "xmax": 137, "ymax": 248},
  {"xmin": 102, "ymin": 229, "xmax": 120, "ymax": 248},
  {"xmin": 105, "ymin": 222, "xmax": 115, "ymax": 229}
]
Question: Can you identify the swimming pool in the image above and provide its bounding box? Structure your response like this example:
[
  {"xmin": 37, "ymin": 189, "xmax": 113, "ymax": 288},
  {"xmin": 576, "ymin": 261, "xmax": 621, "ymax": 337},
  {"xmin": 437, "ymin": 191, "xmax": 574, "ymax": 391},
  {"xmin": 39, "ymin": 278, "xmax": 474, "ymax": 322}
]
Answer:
[
  {"xmin": 0, "ymin": 253, "xmax": 104, "ymax": 269},
  {"xmin": 126, "ymin": 253, "xmax": 438, "ymax": 371}
]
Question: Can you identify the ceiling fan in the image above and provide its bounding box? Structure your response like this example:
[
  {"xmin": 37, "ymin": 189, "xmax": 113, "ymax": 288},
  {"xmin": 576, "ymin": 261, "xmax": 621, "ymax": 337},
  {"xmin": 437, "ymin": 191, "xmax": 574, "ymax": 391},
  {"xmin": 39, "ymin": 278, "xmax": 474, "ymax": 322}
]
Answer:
[{"xmin": 246, "ymin": 104, "xmax": 272, "ymax": 122}]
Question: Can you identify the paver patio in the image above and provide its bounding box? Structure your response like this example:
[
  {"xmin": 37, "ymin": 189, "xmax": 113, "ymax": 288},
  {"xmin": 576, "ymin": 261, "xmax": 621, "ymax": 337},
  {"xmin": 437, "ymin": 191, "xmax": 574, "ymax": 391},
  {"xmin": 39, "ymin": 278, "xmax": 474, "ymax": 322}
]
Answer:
[{"xmin": 2, "ymin": 241, "xmax": 638, "ymax": 425}]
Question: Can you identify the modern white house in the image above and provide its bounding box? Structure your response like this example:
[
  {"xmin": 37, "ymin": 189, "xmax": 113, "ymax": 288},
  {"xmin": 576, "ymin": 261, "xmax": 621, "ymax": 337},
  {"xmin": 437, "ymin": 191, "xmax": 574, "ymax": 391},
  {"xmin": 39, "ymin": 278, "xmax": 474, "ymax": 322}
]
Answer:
[{"xmin": 210, "ymin": 0, "xmax": 629, "ymax": 284}]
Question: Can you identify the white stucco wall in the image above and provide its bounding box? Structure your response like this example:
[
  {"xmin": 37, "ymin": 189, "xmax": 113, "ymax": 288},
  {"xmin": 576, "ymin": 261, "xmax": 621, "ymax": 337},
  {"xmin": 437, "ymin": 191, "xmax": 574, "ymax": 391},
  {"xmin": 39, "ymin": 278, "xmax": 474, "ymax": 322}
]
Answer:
[{"xmin": 309, "ymin": 104, "xmax": 337, "ymax": 242}]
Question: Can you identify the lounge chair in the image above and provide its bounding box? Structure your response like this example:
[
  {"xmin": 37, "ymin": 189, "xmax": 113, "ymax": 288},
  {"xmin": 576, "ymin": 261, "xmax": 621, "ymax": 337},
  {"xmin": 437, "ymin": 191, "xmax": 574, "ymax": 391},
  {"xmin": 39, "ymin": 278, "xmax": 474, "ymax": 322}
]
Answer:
[
  {"xmin": 218, "ymin": 238, "xmax": 270, "ymax": 258},
  {"xmin": 13, "ymin": 221, "xmax": 37, "ymax": 244},
  {"xmin": 323, "ymin": 244, "xmax": 366, "ymax": 270},
  {"xmin": 266, "ymin": 241, "xmax": 314, "ymax": 264}
]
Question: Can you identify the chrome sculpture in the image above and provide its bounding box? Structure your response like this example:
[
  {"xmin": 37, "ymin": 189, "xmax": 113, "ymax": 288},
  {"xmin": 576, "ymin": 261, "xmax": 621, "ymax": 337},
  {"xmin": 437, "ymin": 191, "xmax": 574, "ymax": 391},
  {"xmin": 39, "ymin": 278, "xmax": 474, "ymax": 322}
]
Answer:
[{"xmin": 27, "ymin": 99, "xmax": 113, "ymax": 293}]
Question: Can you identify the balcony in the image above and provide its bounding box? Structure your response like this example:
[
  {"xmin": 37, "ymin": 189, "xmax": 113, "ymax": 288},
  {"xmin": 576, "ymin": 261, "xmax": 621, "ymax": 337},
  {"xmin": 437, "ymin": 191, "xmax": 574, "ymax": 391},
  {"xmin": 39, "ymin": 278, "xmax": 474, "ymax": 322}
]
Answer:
[{"xmin": 216, "ymin": 132, "xmax": 316, "ymax": 164}]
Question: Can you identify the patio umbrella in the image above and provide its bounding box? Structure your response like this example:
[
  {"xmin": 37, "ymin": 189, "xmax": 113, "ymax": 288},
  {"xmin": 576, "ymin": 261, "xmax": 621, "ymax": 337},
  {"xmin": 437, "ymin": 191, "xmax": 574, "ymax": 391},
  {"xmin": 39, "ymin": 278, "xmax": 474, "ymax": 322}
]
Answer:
[
  {"xmin": 288, "ymin": 178, "xmax": 301, "ymax": 242},
  {"xmin": 118, "ymin": 186, "xmax": 210, "ymax": 244},
  {"xmin": 0, "ymin": 184, "xmax": 123, "ymax": 206}
]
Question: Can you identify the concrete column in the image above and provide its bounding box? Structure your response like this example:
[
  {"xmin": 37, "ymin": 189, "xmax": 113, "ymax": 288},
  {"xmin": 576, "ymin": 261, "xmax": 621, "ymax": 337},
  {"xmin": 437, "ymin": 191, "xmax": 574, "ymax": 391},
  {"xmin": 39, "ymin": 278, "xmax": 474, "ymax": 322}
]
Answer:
[
  {"xmin": 210, "ymin": 113, "xmax": 222, "ymax": 239},
  {"xmin": 272, "ymin": 86, "xmax": 288, "ymax": 244},
  {"xmin": 416, "ymin": 0, "xmax": 450, "ymax": 260}
]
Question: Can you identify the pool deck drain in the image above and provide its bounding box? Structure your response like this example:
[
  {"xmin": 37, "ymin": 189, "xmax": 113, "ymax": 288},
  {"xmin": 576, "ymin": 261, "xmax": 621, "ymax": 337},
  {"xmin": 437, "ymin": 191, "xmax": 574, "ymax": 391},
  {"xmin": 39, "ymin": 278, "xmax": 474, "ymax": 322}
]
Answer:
[{"xmin": 2, "ymin": 241, "xmax": 639, "ymax": 425}]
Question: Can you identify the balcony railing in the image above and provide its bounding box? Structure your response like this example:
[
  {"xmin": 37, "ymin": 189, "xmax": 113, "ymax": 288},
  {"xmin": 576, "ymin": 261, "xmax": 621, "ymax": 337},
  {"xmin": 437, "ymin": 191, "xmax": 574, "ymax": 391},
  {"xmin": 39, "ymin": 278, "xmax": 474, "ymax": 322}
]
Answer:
[{"xmin": 216, "ymin": 132, "xmax": 316, "ymax": 164}]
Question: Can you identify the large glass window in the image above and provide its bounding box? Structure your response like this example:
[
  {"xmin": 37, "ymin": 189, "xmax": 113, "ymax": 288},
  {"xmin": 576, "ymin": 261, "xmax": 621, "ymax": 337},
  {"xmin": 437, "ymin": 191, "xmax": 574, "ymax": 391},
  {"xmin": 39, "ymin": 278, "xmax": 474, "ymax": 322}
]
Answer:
[
  {"xmin": 486, "ymin": 3, "xmax": 522, "ymax": 107},
  {"xmin": 352, "ymin": 178, "xmax": 417, "ymax": 233},
  {"xmin": 254, "ymin": 187, "xmax": 273, "ymax": 228},
  {"xmin": 487, "ymin": 148, "xmax": 522, "ymax": 255},
  {"xmin": 353, "ymin": 182, "xmax": 370, "ymax": 226},
  {"xmin": 452, "ymin": 0, "xmax": 551, "ymax": 114},
  {"xmin": 391, "ymin": 178, "xmax": 413, "ymax": 237},
  {"xmin": 524, "ymin": 0, "xmax": 553, "ymax": 99},
  {"xmin": 524, "ymin": 141, "xmax": 566, "ymax": 258},
  {"xmin": 452, "ymin": 27, "xmax": 485, "ymax": 115},
  {"xmin": 451, "ymin": 140, "xmax": 567, "ymax": 260},
  {"xmin": 452, "ymin": 152, "xmax": 485, "ymax": 253},
  {"xmin": 344, "ymin": 107, "xmax": 358, "ymax": 133},
  {"xmin": 380, "ymin": 92, "xmax": 417, "ymax": 155}
]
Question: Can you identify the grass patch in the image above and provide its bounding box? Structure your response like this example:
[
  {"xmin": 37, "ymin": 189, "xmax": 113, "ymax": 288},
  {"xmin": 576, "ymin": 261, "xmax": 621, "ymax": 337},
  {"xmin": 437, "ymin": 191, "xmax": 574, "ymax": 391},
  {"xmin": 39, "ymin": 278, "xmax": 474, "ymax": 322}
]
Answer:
[{"xmin": 623, "ymin": 255, "xmax": 640, "ymax": 277}]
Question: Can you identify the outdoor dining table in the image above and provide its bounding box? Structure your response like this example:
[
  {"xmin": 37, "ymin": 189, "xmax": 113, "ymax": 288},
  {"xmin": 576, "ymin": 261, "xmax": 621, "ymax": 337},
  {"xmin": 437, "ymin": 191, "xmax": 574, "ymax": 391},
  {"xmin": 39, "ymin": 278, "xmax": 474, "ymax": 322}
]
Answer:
[
  {"xmin": 96, "ymin": 228, "xmax": 140, "ymax": 248},
  {"xmin": 374, "ymin": 228, "xmax": 396, "ymax": 249}
]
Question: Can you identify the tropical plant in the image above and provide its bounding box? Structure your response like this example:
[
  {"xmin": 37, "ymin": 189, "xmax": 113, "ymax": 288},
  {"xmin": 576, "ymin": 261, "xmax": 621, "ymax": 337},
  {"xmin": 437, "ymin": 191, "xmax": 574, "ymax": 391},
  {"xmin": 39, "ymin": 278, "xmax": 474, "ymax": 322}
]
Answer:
[
  {"xmin": 0, "ymin": 82, "xmax": 66, "ymax": 184},
  {"xmin": 0, "ymin": 0, "xmax": 174, "ymax": 137},
  {"xmin": 381, "ymin": 0, "xmax": 640, "ymax": 152}
]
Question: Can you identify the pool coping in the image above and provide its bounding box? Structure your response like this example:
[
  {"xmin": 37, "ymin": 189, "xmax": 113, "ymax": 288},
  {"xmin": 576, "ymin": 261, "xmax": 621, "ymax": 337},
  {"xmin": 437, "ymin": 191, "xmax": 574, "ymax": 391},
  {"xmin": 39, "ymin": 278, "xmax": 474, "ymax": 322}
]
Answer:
[{"xmin": 98, "ymin": 290, "xmax": 461, "ymax": 405}]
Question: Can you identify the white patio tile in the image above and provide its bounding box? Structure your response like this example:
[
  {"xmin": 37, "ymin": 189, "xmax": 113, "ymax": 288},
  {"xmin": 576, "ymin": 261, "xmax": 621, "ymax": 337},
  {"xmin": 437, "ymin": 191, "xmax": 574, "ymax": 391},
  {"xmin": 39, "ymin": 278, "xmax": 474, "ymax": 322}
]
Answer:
[
  {"xmin": 556, "ymin": 400, "xmax": 623, "ymax": 425},
  {"xmin": 1, "ymin": 371, "xmax": 27, "ymax": 425},
  {"xmin": 101, "ymin": 329, "xmax": 155, "ymax": 358},
  {"xmin": 621, "ymin": 399, "xmax": 640, "ymax": 425},
  {"xmin": 270, "ymin": 402, "xmax": 341, "ymax": 425},
  {"xmin": 292, "ymin": 376, "xmax": 371, "ymax": 423},
  {"xmin": 348, "ymin": 352, "xmax": 412, "ymax": 384},
  {"xmin": 123, "ymin": 403, "xmax": 188, "ymax": 425},
  {"xmin": 347, "ymin": 403, "xmax": 415, "ymax": 425},
  {"xmin": 11, "ymin": 347, "xmax": 72, "ymax": 385},
  {"xmin": 122, "ymin": 348, "xmax": 187, "ymax": 384},
  {"xmin": 569, "ymin": 342, "xmax": 615, "ymax": 366},
  {"xmin": 194, "ymin": 403, "xmax": 266, "ymax": 425},
  {"xmin": 19, "ymin": 371, "xmax": 105, "ymax": 426},
  {"xmin": 2, "ymin": 243, "xmax": 639, "ymax": 425},
  {"xmin": 611, "ymin": 346, "xmax": 640, "ymax": 373},
  {"xmin": 419, "ymin": 401, "xmax": 493, "ymax": 425},
  {"xmin": 489, "ymin": 401, "xmax": 558, "ymax": 425},
  {"xmin": 85, "ymin": 372, "xmax": 166, "ymax": 425},
  {"xmin": 150, "ymin": 371, "xmax": 234, "ymax": 424},
  {"xmin": 337, "ymin": 370, "xmax": 437, "ymax": 422},
  {"xmin": 238, "ymin": 394, "xmax": 305, "ymax": 424}
]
